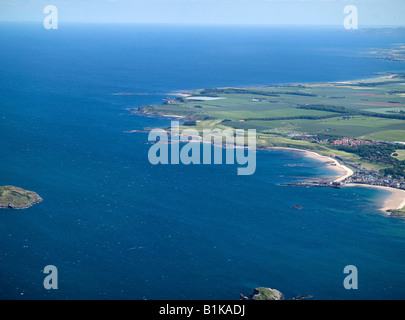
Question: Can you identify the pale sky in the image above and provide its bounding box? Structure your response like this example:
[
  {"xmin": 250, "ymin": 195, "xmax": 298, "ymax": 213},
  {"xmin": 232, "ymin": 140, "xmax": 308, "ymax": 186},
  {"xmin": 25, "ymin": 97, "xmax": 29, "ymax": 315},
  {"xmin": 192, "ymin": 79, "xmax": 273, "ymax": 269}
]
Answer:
[{"xmin": 0, "ymin": 0, "xmax": 404, "ymax": 26}]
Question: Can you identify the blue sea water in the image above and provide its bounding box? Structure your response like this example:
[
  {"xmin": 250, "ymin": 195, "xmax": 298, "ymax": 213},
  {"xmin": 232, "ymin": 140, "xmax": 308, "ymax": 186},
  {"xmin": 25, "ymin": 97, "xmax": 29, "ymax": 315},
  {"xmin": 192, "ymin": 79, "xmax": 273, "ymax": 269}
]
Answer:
[{"xmin": 1, "ymin": 23, "xmax": 405, "ymax": 300}]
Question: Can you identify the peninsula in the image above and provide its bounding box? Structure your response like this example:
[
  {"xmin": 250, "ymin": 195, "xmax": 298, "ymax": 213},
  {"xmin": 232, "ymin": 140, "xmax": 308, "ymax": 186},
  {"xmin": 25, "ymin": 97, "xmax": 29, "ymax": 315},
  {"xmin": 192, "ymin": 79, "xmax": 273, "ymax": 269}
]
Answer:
[
  {"xmin": 0, "ymin": 186, "xmax": 43, "ymax": 209},
  {"xmin": 132, "ymin": 73, "xmax": 405, "ymax": 215}
]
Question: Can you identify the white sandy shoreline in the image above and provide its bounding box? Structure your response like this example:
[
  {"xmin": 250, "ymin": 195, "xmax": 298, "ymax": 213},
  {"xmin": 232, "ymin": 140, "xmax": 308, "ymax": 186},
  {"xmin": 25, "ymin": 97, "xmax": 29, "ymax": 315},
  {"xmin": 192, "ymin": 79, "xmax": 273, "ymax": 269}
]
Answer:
[
  {"xmin": 345, "ymin": 183, "xmax": 405, "ymax": 213},
  {"xmin": 269, "ymin": 147, "xmax": 353, "ymax": 182},
  {"xmin": 269, "ymin": 147, "xmax": 405, "ymax": 214}
]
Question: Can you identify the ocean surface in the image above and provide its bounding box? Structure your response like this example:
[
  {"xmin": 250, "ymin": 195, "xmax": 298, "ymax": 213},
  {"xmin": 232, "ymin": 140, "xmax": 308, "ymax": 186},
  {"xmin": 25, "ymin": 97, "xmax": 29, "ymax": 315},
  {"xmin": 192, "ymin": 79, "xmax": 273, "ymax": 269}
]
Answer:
[{"xmin": 1, "ymin": 23, "xmax": 405, "ymax": 300}]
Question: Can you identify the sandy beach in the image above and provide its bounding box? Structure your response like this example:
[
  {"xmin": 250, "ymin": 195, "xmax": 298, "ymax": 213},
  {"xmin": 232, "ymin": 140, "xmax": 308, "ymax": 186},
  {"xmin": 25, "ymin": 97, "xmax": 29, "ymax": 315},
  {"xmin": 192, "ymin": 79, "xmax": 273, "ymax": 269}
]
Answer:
[
  {"xmin": 345, "ymin": 183, "xmax": 405, "ymax": 213},
  {"xmin": 269, "ymin": 147, "xmax": 404, "ymax": 214},
  {"xmin": 270, "ymin": 147, "xmax": 353, "ymax": 182}
]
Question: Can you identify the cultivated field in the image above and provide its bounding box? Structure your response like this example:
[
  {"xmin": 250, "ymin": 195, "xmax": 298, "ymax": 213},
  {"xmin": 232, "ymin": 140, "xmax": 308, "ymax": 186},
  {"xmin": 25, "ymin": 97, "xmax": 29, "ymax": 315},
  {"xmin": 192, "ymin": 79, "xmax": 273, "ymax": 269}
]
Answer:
[{"xmin": 137, "ymin": 73, "xmax": 405, "ymax": 173}]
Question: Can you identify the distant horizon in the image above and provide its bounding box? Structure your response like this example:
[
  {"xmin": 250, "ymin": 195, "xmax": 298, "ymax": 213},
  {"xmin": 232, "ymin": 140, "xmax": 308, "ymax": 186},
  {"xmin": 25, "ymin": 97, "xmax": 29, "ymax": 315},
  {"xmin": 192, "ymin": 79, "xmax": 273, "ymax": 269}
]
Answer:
[
  {"xmin": 1, "ymin": 0, "xmax": 404, "ymax": 26},
  {"xmin": 1, "ymin": 21, "xmax": 405, "ymax": 28}
]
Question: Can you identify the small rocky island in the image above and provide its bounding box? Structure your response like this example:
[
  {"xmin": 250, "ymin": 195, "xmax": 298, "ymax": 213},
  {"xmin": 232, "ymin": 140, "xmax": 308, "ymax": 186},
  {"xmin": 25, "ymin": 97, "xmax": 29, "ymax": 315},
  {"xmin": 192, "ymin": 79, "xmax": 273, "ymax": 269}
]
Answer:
[
  {"xmin": 0, "ymin": 186, "xmax": 43, "ymax": 209},
  {"xmin": 240, "ymin": 287, "xmax": 285, "ymax": 300},
  {"xmin": 240, "ymin": 287, "xmax": 313, "ymax": 300}
]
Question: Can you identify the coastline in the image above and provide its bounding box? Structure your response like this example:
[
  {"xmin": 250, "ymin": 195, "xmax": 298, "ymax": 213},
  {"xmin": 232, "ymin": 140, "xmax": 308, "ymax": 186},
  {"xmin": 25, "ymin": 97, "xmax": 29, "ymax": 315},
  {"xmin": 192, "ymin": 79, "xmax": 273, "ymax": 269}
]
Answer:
[
  {"xmin": 269, "ymin": 147, "xmax": 353, "ymax": 182},
  {"xmin": 134, "ymin": 118, "xmax": 404, "ymax": 214},
  {"xmin": 345, "ymin": 183, "xmax": 405, "ymax": 214},
  {"xmin": 132, "ymin": 73, "xmax": 405, "ymax": 216},
  {"xmin": 269, "ymin": 147, "xmax": 404, "ymax": 214}
]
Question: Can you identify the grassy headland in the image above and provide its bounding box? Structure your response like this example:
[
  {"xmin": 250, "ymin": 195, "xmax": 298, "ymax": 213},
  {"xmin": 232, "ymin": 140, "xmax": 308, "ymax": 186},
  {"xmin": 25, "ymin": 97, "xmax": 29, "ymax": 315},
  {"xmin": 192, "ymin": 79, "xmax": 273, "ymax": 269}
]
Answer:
[
  {"xmin": 136, "ymin": 74, "xmax": 405, "ymax": 172},
  {"xmin": 134, "ymin": 73, "xmax": 405, "ymax": 212}
]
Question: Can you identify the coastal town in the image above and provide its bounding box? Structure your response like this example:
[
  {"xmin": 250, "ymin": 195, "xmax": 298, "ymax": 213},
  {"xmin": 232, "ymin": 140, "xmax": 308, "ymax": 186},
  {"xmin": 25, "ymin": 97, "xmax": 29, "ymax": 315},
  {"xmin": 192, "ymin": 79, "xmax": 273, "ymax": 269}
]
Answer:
[
  {"xmin": 283, "ymin": 156, "xmax": 404, "ymax": 190},
  {"xmin": 270, "ymin": 134, "xmax": 405, "ymax": 214},
  {"xmin": 337, "ymin": 160, "xmax": 405, "ymax": 190},
  {"xmin": 283, "ymin": 151, "xmax": 405, "ymax": 215},
  {"xmin": 284, "ymin": 134, "xmax": 405, "ymax": 189}
]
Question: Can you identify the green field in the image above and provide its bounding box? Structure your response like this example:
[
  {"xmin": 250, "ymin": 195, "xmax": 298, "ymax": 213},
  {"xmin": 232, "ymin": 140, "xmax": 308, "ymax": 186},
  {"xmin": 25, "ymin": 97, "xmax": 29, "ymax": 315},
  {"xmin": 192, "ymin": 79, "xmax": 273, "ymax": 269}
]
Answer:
[
  {"xmin": 392, "ymin": 149, "xmax": 405, "ymax": 160},
  {"xmin": 361, "ymin": 130, "xmax": 405, "ymax": 142},
  {"xmin": 137, "ymin": 73, "xmax": 405, "ymax": 172},
  {"xmin": 140, "ymin": 73, "xmax": 405, "ymax": 138}
]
